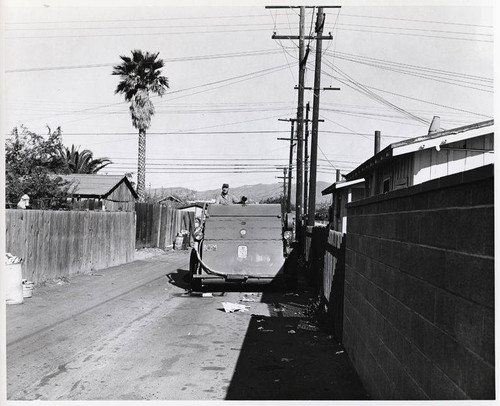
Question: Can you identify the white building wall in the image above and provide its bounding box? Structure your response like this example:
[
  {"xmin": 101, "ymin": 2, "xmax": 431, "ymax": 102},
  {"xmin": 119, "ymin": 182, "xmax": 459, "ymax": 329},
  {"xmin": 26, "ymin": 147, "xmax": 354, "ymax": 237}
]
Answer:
[{"xmin": 412, "ymin": 133, "xmax": 493, "ymax": 186}]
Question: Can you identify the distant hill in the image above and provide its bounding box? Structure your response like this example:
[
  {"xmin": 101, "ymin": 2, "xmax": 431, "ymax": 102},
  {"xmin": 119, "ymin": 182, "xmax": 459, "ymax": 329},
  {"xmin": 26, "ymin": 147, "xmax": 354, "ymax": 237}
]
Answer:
[{"xmin": 148, "ymin": 181, "xmax": 332, "ymax": 205}]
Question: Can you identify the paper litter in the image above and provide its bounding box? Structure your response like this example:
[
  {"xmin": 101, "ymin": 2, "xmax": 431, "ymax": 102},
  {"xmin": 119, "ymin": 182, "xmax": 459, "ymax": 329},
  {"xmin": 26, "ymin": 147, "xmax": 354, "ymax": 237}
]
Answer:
[{"xmin": 222, "ymin": 302, "xmax": 250, "ymax": 313}]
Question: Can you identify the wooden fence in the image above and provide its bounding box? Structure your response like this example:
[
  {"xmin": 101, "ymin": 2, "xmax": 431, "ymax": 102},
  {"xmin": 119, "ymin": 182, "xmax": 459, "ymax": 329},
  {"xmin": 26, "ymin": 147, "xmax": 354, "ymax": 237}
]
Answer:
[
  {"xmin": 305, "ymin": 226, "xmax": 346, "ymax": 341},
  {"xmin": 135, "ymin": 203, "xmax": 195, "ymax": 249},
  {"xmin": 322, "ymin": 230, "xmax": 345, "ymax": 340},
  {"xmin": 5, "ymin": 209, "xmax": 135, "ymax": 284}
]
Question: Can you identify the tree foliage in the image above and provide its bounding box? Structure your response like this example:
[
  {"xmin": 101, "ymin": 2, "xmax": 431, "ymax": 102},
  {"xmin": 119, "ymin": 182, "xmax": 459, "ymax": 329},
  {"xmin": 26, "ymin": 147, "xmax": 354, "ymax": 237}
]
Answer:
[
  {"xmin": 112, "ymin": 50, "xmax": 169, "ymax": 201},
  {"xmin": 5, "ymin": 126, "xmax": 69, "ymax": 208},
  {"xmin": 58, "ymin": 145, "xmax": 112, "ymax": 174}
]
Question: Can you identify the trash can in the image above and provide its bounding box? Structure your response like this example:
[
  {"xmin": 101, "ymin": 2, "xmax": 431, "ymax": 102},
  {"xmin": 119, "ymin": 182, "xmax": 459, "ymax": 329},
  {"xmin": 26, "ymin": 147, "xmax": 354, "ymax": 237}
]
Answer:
[
  {"xmin": 22, "ymin": 279, "xmax": 34, "ymax": 298},
  {"xmin": 6, "ymin": 262, "xmax": 24, "ymax": 305}
]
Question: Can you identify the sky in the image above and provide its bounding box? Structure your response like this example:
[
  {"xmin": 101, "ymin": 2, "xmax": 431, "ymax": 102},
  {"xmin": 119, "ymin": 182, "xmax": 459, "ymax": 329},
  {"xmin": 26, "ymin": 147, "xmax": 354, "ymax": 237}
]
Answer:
[{"xmin": 2, "ymin": 0, "xmax": 495, "ymax": 193}]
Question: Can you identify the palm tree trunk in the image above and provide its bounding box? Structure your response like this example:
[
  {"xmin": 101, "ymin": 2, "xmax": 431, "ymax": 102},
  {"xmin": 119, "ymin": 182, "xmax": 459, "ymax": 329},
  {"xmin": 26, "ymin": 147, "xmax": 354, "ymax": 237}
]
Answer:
[{"xmin": 137, "ymin": 128, "xmax": 146, "ymax": 201}]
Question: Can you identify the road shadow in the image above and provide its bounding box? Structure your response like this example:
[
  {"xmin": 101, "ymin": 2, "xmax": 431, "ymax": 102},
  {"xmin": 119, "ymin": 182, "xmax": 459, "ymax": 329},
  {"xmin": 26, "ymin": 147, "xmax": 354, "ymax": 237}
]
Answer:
[
  {"xmin": 224, "ymin": 273, "xmax": 369, "ymax": 401},
  {"xmin": 166, "ymin": 268, "xmax": 191, "ymax": 290}
]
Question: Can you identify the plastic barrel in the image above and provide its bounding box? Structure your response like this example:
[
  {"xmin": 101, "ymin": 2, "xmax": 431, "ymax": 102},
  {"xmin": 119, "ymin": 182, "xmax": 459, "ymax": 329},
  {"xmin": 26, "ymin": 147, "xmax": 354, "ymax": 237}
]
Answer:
[{"xmin": 5, "ymin": 263, "xmax": 24, "ymax": 304}]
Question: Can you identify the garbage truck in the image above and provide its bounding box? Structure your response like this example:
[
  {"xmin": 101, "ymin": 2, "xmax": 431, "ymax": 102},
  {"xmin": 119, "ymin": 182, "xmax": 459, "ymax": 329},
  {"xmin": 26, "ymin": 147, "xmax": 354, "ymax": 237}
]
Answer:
[{"xmin": 189, "ymin": 203, "xmax": 294, "ymax": 290}]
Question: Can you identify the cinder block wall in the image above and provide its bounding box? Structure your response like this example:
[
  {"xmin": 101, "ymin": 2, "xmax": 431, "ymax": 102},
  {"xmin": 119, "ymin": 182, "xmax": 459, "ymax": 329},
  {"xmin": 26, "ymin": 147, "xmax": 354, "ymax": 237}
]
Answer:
[{"xmin": 343, "ymin": 165, "xmax": 494, "ymax": 400}]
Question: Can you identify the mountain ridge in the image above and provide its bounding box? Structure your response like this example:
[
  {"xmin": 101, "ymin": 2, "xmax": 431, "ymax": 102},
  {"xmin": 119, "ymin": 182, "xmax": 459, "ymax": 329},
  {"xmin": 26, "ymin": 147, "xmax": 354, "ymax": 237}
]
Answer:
[{"xmin": 148, "ymin": 181, "xmax": 332, "ymax": 205}]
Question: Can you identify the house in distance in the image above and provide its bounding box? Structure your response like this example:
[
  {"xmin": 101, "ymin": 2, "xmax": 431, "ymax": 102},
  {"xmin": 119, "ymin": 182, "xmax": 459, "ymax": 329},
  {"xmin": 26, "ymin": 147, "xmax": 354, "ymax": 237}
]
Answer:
[{"xmin": 58, "ymin": 174, "xmax": 138, "ymax": 212}]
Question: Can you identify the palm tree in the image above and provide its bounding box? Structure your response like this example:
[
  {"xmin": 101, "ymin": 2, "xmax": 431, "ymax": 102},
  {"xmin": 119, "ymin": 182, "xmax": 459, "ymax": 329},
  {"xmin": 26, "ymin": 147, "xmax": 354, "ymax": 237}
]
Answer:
[
  {"xmin": 59, "ymin": 145, "xmax": 112, "ymax": 174},
  {"xmin": 112, "ymin": 50, "xmax": 169, "ymax": 201}
]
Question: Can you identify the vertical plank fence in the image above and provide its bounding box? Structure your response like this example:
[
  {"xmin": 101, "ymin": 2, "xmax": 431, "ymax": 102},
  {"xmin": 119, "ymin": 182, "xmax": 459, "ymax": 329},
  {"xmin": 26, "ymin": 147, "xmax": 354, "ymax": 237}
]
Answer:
[
  {"xmin": 305, "ymin": 225, "xmax": 346, "ymax": 341},
  {"xmin": 135, "ymin": 203, "xmax": 195, "ymax": 249},
  {"xmin": 5, "ymin": 209, "xmax": 136, "ymax": 284},
  {"xmin": 323, "ymin": 230, "xmax": 346, "ymax": 341}
]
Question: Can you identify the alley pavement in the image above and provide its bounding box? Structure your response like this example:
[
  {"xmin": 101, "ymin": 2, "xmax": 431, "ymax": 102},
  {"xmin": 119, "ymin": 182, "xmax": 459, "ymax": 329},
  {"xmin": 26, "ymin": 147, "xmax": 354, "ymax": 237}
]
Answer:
[{"xmin": 6, "ymin": 248, "xmax": 368, "ymax": 401}]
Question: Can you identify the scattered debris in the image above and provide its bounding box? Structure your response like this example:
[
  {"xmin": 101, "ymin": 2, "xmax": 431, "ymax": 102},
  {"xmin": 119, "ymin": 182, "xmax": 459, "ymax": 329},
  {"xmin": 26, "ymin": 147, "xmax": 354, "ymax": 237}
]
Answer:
[
  {"xmin": 56, "ymin": 278, "xmax": 70, "ymax": 285},
  {"xmin": 257, "ymin": 327, "xmax": 274, "ymax": 332},
  {"xmin": 287, "ymin": 329, "xmax": 296, "ymax": 334},
  {"xmin": 190, "ymin": 292, "xmax": 213, "ymax": 297},
  {"xmin": 336, "ymin": 350, "xmax": 345, "ymax": 355},
  {"xmin": 297, "ymin": 320, "xmax": 320, "ymax": 332},
  {"xmin": 240, "ymin": 298, "xmax": 256, "ymax": 302},
  {"xmin": 280, "ymin": 358, "xmax": 293, "ymax": 363},
  {"xmin": 222, "ymin": 302, "xmax": 250, "ymax": 313},
  {"xmin": 5, "ymin": 253, "xmax": 22, "ymax": 265},
  {"xmin": 274, "ymin": 379, "xmax": 280, "ymax": 383},
  {"xmin": 256, "ymin": 319, "xmax": 265, "ymax": 323}
]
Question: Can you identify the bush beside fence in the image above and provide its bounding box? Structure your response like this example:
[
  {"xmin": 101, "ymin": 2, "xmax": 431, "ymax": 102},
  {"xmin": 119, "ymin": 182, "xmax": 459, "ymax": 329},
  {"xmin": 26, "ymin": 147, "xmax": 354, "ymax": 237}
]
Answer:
[{"xmin": 5, "ymin": 209, "xmax": 135, "ymax": 284}]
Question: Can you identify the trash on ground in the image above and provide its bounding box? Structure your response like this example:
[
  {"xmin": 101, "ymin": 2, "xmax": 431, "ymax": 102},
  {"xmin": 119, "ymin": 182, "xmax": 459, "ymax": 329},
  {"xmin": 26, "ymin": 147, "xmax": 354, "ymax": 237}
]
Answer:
[
  {"xmin": 336, "ymin": 350, "xmax": 345, "ymax": 355},
  {"xmin": 298, "ymin": 320, "xmax": 320, "ymax": 332},
  {"xmin": 222, "ymin": 302, "xmax": 250, "ymax": 313},
  {"xmin": 5, "ymin": 253, "xmax": 22, "ymax": 265},
  {"xmin": 287, "ymin": 329, "xmax": 296, "ymax": 334},
  {"xmin": 241, "ymin": 297, "xmax": 256, "ymax": 302},
  {"xmin": 284, "ymin": 292, "xmax": 299, "ymax": 296},
  {"xmin": 257, "ymin": 326, "xmax": 273, "ymax": 332},
  {"xmin": 256, "ymin": 318, "xmax": 265, "ymax": 323},
  {"xmin": 191, "ymin": 292, "xmax": 213, "ymax": 297},
  {"xmin": 280, "ymin": 358, "xmax": 293, "ymax": 362}
]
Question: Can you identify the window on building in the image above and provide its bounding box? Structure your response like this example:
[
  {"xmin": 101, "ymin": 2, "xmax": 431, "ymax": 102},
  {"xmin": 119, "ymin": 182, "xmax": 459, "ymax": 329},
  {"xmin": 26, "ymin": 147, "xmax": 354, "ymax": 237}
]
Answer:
[{"xmin": 382, "ymin": 176, "xmax": 391, "ymax": 193}]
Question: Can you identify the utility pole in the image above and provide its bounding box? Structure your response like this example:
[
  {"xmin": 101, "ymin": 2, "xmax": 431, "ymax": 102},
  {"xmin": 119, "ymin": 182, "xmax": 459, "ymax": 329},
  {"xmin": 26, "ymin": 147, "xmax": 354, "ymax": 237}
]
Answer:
[
  {"xmin": 295, "ymin": 5, "xmax": 306, "ymax": 242},
  {"xmin": 304, "ymin": 102, "xmax": 310, "ymax": 218},
  {"xmin": 308, "ymin": 6, "xmax": 339, "ymax": 226},
  {"xmin": 267, "ymin": 5, "xmax": 339, "ymax": 240},
  {"xmin": 277, "ymin": 119, "xmax": 296, "ymax": 213},
  {"xmin": 276, "ymin": 167, "xmax": 288, "ymax": 217}
]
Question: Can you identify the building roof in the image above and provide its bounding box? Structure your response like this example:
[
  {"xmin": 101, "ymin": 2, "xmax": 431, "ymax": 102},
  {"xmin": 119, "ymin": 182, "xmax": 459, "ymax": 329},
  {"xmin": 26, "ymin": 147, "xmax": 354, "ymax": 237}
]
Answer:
[
  {"xmin": 322, "ymin": 178, "xmax": 365, "ymax": 196},
  {"xmin": 178, "ymin": 202, "xmax": 206, "ymax": 210},
  {"xmin": 346, "ymin": 120, "xmax": 494, "ymax": 181},
  {"xmin": 58, "ymin": 174, "xmax": 138, "ymax": 199},
  {"xmin": 158, "ymin": 195, "xmax": 182, "ymax": 203}
]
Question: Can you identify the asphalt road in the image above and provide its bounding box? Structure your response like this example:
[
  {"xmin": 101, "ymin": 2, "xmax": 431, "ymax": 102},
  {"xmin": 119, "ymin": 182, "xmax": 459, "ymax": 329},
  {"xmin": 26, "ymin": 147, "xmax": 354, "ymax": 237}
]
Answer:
[{"xmin": 6, "ymin": 249, "xmax": 368, "ymax": 401}]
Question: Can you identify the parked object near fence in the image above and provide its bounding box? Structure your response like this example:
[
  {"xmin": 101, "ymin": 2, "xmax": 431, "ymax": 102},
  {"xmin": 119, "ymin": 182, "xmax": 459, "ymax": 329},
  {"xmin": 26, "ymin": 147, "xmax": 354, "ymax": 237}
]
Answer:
[
  {"xmin": 6, "ymin": 210, "xmax": 136, "ymax": 285},
  {"xmin": 5, "ymin": 263, "xmax": 24, "ymax": 305},
  {"xmin": 135, "ymin": 203, "xmax": 195, "ymax": 249},
  {"xmin": 22, "ymin": 279, "xmax": 34, "ymax": 298}
]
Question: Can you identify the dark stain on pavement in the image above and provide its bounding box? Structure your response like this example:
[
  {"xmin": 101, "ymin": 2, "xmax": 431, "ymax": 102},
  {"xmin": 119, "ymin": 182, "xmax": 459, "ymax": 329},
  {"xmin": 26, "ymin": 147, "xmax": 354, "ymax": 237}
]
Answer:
[
  {"xmin": 201, "ymin": 366, "xmax": 226, "ymax": 371},
  {"xmin": 38, "ymin": 364, "xmax": 67, "ymax": 388}
]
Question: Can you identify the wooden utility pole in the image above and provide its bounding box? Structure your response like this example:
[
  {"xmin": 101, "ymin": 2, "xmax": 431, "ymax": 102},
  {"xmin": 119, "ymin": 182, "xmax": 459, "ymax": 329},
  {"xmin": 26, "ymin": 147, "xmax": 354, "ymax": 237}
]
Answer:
[
  {"xmin": 267, "ymin": 5, "xmax": 339, "ymax": 240},
  {"xmin": 304, "ymin": 102, "xmax": 310, "ymax": 217},
  {"xmin": 308, "ymin": 6, "xmax": 338, "ymax": 226},
  {"xmin": 294, "ymin": 5, "xmax": 306, "ymax": 241},
  {"xmin": 277, "ymin": 119, "xmax": 296, "ymax": 213}
]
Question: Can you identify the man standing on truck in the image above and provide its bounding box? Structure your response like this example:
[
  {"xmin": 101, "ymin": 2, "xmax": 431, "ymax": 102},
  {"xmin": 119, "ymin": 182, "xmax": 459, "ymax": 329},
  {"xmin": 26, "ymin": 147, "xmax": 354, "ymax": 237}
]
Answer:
[{"xmin": 215, "ymin": 183, "xmax": 240, "ymax": 205}]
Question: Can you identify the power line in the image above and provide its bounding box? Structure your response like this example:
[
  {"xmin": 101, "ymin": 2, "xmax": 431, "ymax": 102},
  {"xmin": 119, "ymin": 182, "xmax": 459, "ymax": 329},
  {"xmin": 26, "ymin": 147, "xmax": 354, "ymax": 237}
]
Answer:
[
  {"xmin": 6, "ymin": 49, "xmax": 283, "ymax": 73},
  {"xmin": 339, "ymin": 13, "xmax": 493, "ymax": 29},
  {"xmin": 7, "ymin": 26, "xmax": 493, "ymax": 43},
  {"xmin": 326, "ymin": 50, "xmax": 492, "ymax": 82},
  {"xmin": 5, "ymin": 13, "xmax": 284, "ymax": 25}
]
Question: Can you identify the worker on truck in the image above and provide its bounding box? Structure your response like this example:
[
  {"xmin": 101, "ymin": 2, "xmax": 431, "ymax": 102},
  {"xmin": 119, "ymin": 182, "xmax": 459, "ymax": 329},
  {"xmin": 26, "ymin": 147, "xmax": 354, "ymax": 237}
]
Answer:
[{"xmin": 215, "ymin": 183, "xmax": 240, "ymax": 205}]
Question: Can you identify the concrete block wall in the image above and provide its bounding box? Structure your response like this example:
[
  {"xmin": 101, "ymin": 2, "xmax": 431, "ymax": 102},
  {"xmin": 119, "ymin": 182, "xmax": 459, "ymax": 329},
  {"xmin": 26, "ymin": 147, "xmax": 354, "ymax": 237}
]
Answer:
[{"xmin": 343, "ymin": 165, "xmax": 494, "ymax": 399}]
